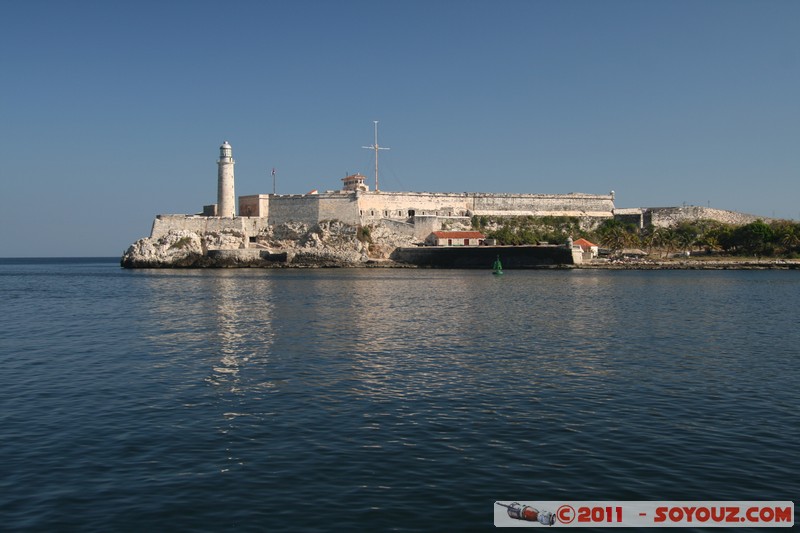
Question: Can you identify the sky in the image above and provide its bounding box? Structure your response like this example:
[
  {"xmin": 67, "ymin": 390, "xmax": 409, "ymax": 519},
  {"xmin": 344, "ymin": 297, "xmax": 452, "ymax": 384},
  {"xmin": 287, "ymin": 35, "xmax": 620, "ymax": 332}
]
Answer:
[{"xmin": 1, "ymin": 0, "xmax": 798, "ymax": 257}]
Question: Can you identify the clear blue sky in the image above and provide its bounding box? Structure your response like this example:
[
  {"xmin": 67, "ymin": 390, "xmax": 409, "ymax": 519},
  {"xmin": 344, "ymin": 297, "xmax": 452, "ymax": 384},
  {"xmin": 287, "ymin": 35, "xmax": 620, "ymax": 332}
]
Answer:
[{"xmin": 1, "ymin": 0, "xmax": 798, "ymax": 257}]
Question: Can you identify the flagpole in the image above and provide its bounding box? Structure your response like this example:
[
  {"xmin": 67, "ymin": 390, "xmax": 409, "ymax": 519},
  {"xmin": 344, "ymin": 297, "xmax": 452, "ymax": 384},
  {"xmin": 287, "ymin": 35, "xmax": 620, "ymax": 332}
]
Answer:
[{"xmin": 272, "ymin": 168, "xmax": 276, "ymax": 195}]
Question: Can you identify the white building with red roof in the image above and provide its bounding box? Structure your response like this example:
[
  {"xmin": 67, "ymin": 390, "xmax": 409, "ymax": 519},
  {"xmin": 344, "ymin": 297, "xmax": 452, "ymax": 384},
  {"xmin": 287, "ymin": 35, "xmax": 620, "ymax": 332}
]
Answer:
[
  {"xmin": 426, "ymin": 231, "xmax": 486, "ymax": 246},
  {"xmin": 573, "ymin": 237, "xmax": 599, "ymax": 258}
]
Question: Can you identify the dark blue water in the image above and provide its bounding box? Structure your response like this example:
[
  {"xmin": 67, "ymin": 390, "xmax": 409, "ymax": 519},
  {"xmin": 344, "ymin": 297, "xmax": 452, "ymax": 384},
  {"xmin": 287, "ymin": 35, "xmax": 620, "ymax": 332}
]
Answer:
[{"xmin": 0, "ymin": 258, "xmax": 797, "ymax": 531}]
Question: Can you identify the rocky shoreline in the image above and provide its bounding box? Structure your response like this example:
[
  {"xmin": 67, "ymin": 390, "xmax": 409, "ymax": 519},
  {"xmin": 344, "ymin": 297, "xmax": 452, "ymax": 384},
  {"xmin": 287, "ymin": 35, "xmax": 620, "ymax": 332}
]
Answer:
[
  {"xmin": 121, "ymin": 222, "xmax": 800, "ymax": 270},
  {"xmin": 575, "ymin": 259, "xmax": 800, "ymax": 270},
  {"xmin": 120, "ymin": 221, "xmax": 415, "ymax": 269}
]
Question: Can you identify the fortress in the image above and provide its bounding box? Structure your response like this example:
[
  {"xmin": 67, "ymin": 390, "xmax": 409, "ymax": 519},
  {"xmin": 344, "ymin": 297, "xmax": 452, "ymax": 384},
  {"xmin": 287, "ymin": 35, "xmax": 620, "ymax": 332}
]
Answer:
[
  {"xmin": 124, "ymin": 140, "xmax": 773, "ymax": 268},
  {"xmin": 149, "ymin": 141, "xmax": 617, "ymax": 244}
]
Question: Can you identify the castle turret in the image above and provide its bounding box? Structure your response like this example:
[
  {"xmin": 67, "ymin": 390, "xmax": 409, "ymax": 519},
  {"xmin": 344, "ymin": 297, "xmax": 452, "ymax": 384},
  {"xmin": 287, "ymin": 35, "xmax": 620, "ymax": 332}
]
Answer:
[{"xmin": 217, "ymin": 141, "xmax": 235, "ymax": 217}]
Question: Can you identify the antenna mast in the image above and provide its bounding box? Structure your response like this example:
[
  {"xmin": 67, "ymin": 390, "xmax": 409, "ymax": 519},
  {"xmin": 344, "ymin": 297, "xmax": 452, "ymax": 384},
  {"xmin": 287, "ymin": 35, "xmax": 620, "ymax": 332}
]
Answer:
[{"xmin": 362, "ymin": 120, "xmax": 390, "ymax": 191}]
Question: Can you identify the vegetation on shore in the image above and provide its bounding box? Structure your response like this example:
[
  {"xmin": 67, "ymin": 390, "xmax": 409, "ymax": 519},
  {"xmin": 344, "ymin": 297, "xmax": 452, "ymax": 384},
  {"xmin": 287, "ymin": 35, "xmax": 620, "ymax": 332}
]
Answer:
[{"xmin": 471, "ymin": 215, "xmax": 800, "ymax": 258}]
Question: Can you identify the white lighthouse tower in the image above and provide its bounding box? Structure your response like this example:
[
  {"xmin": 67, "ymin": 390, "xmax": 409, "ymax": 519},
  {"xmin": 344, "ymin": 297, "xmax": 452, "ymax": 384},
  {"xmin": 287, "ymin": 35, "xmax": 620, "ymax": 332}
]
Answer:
[{"xmin": 217, "ymin": 141, "xmax": 236, "ymax": 217}]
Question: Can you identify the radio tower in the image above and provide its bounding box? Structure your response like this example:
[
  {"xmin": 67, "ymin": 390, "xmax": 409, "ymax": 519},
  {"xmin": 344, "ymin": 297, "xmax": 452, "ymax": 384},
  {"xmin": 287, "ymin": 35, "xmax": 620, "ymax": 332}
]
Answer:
[{"xmin": 362, "ymin": 120, "xmax": 390, "ymax": 191}]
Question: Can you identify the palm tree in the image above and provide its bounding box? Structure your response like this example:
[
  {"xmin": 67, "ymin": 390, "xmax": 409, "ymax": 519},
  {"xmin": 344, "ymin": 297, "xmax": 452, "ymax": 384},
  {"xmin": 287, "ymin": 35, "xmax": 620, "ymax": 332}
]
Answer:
[
  {"xmin": 640, "ymin": 226, "xmax": 658, "ymax": 255},
  {"xmin": 599, "ymin": 225, "xmax": 625, "ymax": 252},
  {"xmin": 697, "ymin": 233, "xmax": 720, "ymax": 253},
  {"xmin": 655, "ymin": 228, "xmax": 678, "ymax": 258},
  {"xmin": 597, "ymin": 219, "xmax": 638, "ymax": 253},
  {"xmin": 778, "ymin": 224, "xmax": 800, "ymax": 254}
]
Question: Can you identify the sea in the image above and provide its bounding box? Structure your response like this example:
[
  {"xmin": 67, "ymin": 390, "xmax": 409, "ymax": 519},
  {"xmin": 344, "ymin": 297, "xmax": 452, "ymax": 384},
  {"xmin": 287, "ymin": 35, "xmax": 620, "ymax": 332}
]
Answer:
[{"xmin": 0, "ymin": 257, "xmax": 797, "ymax": 532}]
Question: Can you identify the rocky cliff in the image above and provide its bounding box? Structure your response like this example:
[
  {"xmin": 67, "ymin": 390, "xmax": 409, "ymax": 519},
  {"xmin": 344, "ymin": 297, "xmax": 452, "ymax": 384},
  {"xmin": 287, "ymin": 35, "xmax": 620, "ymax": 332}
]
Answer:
[{"xmin": 121, "ymin": 220, "xmax": 417, "ymax": 268}]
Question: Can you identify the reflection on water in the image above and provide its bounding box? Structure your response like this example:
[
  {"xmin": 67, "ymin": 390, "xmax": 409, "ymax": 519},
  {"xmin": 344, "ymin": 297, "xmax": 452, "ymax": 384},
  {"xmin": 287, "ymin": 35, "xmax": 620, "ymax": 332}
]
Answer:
[
  {"xmin": 113, "ymin": 267, "xmax": 800, "ymax": 529},
  {"xmin": 137, "ymin": 268, "xmax": 799, "ymax": 403},
  {"xmin": 206, "ymin": 272, "xmax": 275, "ymax": 392},
  {"xmin": 139, "ymin": 270, "xmax": 276, "ymax": 392}
]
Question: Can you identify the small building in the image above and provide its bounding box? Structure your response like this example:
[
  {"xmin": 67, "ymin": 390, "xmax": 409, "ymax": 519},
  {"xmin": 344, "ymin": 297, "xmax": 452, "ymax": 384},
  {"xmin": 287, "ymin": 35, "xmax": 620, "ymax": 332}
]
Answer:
[
  {"xmin": 573, "ymin": 237, "xmax": 599, "ymax": 259},
  {"xmin": 341, "ymin": 173, "xmax": 369, "ymax": 192},
  {"xmin": 239, "ymin": 194, "xmax": 270, "ymax": 217},
  {"xmin": 426, "ymin": 231, "xmax": 486, "ymax": 246}
]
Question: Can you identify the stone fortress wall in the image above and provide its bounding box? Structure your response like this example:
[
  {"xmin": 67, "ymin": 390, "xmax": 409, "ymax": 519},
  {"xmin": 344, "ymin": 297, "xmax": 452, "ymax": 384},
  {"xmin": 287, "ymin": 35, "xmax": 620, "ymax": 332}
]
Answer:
[
  {"xmin": 614, "ymin": 206, "xmax": 770, "ymax": 229},
  {"xmin": 147, "ymin": 142, "xmax": 769, "ymax": 247},
  {"xmin": 150, "ymin": 214, "xmax": 270, "ymax": 240},
  {"xmin": 354, "ymin": 191, "xmax": 615, "ymax": 221},
  {"xmin": 151, "ymin": 200, "xmax": 771, "ymax": 247},
  {"xmin": 152, "ymin": 190, "xmax": 617, "ymax": 243}
]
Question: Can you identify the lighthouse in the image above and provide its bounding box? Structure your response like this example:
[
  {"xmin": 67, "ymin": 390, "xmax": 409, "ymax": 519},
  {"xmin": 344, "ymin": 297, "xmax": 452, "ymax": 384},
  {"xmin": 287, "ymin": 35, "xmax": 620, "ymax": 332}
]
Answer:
[{"xmin": 217, "ymin": 141, "xmax": 236, "ymax": 217}]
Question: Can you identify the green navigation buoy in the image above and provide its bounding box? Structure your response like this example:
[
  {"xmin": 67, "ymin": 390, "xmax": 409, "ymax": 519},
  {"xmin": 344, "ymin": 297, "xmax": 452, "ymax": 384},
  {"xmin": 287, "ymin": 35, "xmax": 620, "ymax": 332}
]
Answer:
[{"xmin": 492, "ymin": 255, "xmax": 503, "ymax": 275}]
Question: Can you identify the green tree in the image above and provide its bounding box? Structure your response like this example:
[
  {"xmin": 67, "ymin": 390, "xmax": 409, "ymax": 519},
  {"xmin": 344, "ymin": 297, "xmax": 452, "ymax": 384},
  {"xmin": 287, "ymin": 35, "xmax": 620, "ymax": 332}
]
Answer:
[
  {"xmin": 640, "ymin": 226, "xmax": 658, "ymax": 254},
  {"xmin": 774, "ymin": 221, "xmax": 800, "ymax": 254},
  {"xmin": 714, "ymin": 225, "xmax": 737, "ymax": 252},
  {"xmin": 596, "ymin": 219, "xmax": 638, "ymax": 252},
  {"xmin": 488, "ymin": 226, "xmax": 520, "ymax": 245},
  {"xmin": 674, "ymin": 221, "xmax": 699, "ymax": 252},
  {"xmin": 733, "ymin": 220, "xmax": 774, "ymax": 255},
  {"xmin": 696, "ymin": 232, "xmax": 721, "ymax": 253},
  {"xmin": 655, "ymin": 228, "xmax": 678, "ymax": 257}
]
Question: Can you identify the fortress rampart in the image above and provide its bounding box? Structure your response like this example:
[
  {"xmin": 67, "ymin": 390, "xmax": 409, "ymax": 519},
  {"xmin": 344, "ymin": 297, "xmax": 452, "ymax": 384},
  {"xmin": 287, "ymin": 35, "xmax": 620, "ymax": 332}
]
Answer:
[
  {"xmin": 614, "ymin": 206, "xmax": 769, "ymax": 228},
  {"xmin": 147, "ymin": 142, "xmax": 773, "ymax": 245},
  {"xmin": 354, "ymin": 191, "xmax": 615, "ymax": 222},
  {"xmin": 150, "ymin": 215, "xmax": 269, "ymax": 241},
  {"xmin": 146, "ymin": 141, "xmax": 617, "ymax": 242},
  {"xmin": 153, "ymin": 189, "xmax": 616, "ymax": 242},
  {"xmin": 125, "ymin": 141, "xmax": 779, "ymax": 268}
]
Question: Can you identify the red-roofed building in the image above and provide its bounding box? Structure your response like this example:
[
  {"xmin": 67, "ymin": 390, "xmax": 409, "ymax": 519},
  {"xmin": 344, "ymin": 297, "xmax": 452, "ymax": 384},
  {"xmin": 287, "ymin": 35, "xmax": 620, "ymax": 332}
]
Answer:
[
  {"xmin": 426, "ymin": 231, "xmax": 486, "ymax": 246},
  {"xmin": 573, "ymin": 238, "xmax": 599, "ymax": 258}
]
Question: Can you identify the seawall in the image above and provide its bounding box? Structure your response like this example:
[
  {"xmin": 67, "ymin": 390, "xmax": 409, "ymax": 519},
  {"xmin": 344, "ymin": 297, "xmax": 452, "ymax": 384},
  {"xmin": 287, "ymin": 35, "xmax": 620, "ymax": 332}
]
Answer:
[{"xmin": 391, "ymin": 245, "xmax": 575, "ymax": 268}]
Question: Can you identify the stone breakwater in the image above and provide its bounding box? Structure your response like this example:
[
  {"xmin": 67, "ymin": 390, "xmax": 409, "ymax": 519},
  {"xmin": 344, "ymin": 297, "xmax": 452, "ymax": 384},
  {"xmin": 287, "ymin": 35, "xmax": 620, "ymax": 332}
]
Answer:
[{"xmin": 576, "ymin": 259, "xmax": 800, "ymax": 270}]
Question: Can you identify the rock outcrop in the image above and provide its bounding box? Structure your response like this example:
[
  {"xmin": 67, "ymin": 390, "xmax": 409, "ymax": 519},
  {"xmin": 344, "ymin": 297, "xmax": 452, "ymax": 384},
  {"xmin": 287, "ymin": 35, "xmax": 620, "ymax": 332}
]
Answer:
[
  {"xmin": 121, "ymin": 221, "xmax": 414, "ymax": 268},
  {"xmin": 121, "ymin": 230, "xmax": 204, "ymax": 268}
]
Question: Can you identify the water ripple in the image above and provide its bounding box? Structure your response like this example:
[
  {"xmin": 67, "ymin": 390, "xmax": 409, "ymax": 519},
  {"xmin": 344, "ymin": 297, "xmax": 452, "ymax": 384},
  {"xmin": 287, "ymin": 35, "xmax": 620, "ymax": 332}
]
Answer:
[{"xmin": 1, "ymin": 264, "xmax": 798, "ymax": 530}]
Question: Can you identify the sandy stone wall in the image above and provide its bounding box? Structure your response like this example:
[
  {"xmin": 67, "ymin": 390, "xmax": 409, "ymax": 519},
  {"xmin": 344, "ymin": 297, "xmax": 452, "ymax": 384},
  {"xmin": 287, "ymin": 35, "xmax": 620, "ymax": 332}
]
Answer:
[
  {"xmin": 267, "ymin": 195, "xmax": 321, "ymax": 226},
  {"xmin": 150, "ymin": 215, "xmax": 269, "ymax": 243},
  {"xmin": 355, "ymin": 192, "xmax": 469, "ymax": 221},
  {"xmin": 319, "ymin": 194, "xmax": 360, "ymax": 224},
  {"xmin": 353, "ymin": 191, "xmax": 615, "ymax": 223},
  {"xmin": 645, "ymin": 207, "xmax": 768, "ymax": 227},
  {"xmin": 471, "ymin": 193, "xmax": 614, "ymax": 216},
  {"xmin": 150, "ymin": 191, "xmax": 615, "ymax": 242}
]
